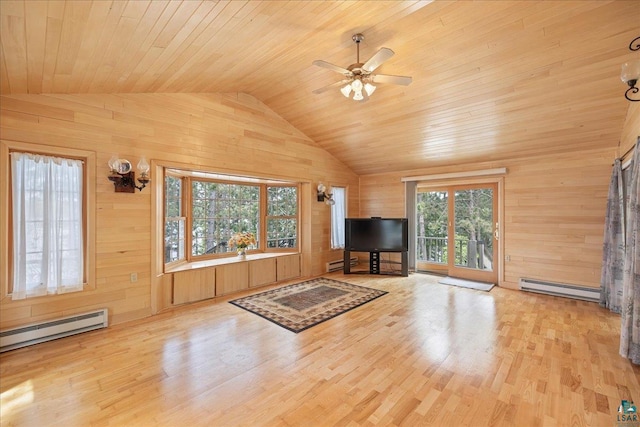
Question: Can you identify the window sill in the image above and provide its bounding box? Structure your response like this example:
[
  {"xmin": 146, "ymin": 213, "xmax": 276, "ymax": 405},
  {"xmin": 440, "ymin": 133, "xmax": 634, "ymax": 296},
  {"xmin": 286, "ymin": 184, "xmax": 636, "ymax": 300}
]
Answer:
[{"xmin": 165, "ymin": 252, "xmax": 299, "ymax": 273}]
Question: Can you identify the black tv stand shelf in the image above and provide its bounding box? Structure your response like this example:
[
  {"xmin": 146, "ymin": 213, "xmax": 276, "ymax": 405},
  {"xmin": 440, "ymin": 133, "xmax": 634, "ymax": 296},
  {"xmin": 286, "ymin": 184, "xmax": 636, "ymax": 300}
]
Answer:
[{"xmin": 343, "ymin": 250, "xmax": 408, "ymax": 277}]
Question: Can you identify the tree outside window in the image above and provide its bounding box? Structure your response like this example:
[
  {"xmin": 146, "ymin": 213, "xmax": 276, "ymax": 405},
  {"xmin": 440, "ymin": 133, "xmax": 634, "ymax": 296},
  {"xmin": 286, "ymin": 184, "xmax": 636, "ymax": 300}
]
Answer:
[
  {"xmin": 192, "ymin": 181, "xmax": 260, "ymax": 256},
  {"xmin": 266, "ymin": 186, "xmax": 297, "ymax": 249},
  {"xmin": 163, "ymin": 170, "xmax": 299, "ymax": 265}
]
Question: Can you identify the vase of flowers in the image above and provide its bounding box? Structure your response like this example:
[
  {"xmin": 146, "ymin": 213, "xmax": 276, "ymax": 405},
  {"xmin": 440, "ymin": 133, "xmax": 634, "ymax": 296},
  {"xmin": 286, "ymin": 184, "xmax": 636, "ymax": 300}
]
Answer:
[{"xmin": 228, "ymin": 231, "xmax": 256, "ymax": 258}]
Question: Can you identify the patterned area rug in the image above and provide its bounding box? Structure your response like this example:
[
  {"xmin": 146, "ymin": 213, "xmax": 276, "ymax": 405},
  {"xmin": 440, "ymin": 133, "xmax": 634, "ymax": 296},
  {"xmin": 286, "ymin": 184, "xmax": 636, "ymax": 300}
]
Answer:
[{"xmin": 229, "ymin": 278, "xmax": 388, "ymax": 333}]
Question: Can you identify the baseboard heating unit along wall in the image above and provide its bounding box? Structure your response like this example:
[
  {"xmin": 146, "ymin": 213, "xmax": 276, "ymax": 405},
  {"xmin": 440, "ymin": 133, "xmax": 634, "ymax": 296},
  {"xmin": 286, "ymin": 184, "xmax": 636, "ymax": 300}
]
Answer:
[
  {"xmin": 0, "ymin": 308, "xmax": 108, "ymax": 353},
  {"xmin": 326, "ymin": 256, "xmax": 358, "ymax": 273},
  {"xmin": 519, "ymin": 278, "xmax": 600, "ymax": 303}
]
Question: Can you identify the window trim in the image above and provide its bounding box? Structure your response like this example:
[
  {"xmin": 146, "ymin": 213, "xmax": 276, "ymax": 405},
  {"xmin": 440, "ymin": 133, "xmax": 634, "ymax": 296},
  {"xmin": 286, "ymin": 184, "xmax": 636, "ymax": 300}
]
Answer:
[{"xmin": 0, "ymin": 140, "xmax": 96, "ymax": 301}]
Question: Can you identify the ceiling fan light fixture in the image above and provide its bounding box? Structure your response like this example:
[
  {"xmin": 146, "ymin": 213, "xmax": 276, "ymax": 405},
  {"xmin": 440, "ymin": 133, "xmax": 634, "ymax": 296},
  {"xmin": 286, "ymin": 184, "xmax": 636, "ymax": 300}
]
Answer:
[
  {"xmin": 312, "ymin": 33, "xmax": 412, "ymax": 101},
  {"xmin": 340, "ymin": 84, "xmax": 352, "ymax": 97},
  {"xmin": 364, "ymin": 82, "xmax": 376, "ymax": 96}
]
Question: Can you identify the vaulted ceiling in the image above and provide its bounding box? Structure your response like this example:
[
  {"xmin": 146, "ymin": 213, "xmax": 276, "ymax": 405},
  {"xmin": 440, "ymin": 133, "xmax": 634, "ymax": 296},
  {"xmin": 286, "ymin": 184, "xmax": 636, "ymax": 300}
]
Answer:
[{"xmin": 1, "ymin": 0, "xmax": 638, "ymax": 175}]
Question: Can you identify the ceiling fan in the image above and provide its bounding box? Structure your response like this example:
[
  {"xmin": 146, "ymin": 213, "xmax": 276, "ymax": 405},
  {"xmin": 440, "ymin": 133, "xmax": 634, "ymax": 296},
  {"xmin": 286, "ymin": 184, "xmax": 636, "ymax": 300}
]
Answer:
[{"xmin": 312, "ymin": 33, "xmax": 412, "ymax": 101}]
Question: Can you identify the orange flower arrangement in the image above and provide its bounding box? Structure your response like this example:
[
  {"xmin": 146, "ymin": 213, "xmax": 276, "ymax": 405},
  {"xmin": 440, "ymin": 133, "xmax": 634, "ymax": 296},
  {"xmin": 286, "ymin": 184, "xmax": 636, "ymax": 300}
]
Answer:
[{"xmin": 228, "ymin": 231, "xmax": 256, "ymax": 250}]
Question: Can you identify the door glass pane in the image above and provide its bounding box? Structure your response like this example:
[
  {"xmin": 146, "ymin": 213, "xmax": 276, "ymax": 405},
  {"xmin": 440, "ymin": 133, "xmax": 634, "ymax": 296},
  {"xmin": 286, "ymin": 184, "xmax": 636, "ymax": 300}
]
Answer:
[
  {"xmin": 453, "ymin": 188, "xmax": 494, "ymax": 271},
  {"xmin": 417, "ymin": 190, "xmax": 448, "ymax": 264}
]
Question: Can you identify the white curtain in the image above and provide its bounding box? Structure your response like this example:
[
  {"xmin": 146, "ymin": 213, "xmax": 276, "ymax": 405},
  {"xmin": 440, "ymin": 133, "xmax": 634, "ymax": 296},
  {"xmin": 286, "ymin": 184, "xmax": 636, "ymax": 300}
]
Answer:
[
  {"xmin": 620, "ymin": 140, "xmax": 640, "ymax": 364},
  {"xmin": 11, "ymin": 152, "xmax": 84, "ymax": 300},
  {"xmin": 600, "ymin": 159, "xmax": 625, "ymax": 313},
  {"xmin": 331, "ymin": 187, "xmax": 346, "ymax": 249}
]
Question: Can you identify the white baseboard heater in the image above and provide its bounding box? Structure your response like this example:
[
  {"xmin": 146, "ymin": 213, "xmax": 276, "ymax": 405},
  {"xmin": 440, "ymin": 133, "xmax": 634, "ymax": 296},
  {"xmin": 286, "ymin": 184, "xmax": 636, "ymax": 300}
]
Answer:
[
  {"xmin": 519, "ymin": 278, "xmax": 600, "ymax": 303},
  {"xmin": 0, "ymin": 308, "xmax": 108, "ymax": 353},
  {"xmin": 326, "ymin": 256, "xmax": 358, "ymax": 273}
]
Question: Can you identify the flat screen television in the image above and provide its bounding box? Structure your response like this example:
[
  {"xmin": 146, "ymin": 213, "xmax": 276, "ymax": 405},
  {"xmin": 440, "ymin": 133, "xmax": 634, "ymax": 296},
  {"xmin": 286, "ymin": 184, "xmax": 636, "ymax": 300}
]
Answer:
[{"xmin": 345, "ymin": 217, "xmax": 408, "ymax": 252}]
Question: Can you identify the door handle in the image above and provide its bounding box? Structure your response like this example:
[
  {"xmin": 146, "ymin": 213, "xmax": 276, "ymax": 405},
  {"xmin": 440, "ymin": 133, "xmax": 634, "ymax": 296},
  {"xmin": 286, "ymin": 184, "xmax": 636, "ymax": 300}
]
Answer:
[{"xmin": 494, "ymin": 222, "xmax": 499, "ymax": 240}]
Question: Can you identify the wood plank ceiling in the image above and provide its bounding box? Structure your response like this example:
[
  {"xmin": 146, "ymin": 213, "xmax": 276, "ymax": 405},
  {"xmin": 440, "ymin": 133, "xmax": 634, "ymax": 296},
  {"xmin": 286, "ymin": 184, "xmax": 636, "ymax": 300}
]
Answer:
[{"xmin": 1, "ymin": 0, "xmax": 638, "ymax": 175}]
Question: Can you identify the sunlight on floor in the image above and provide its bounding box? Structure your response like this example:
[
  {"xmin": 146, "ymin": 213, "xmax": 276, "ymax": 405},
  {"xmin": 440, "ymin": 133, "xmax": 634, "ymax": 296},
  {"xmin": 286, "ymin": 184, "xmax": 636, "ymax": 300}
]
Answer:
[{"xmin": 0, "ymin": 379, "xmax": 34, "ymax": 416}]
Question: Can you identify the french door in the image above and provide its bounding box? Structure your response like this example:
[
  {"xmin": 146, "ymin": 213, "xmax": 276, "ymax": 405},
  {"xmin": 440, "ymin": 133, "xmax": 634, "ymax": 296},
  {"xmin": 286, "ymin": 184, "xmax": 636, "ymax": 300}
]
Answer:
[{"xmin": 416, "ymin": 183, "xmax": 498, "ymax": 283}]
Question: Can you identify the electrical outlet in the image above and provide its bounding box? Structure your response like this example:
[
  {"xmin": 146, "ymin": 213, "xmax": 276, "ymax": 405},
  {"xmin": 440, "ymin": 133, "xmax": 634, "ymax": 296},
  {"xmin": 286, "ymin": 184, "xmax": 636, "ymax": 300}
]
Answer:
[
  {"xmin": 505, "ymin": 255, "xmax": 511, "ymax": 262},
  {"xmin": 130, "ymin": 273, "xmax": 138, "ymax": 283}
]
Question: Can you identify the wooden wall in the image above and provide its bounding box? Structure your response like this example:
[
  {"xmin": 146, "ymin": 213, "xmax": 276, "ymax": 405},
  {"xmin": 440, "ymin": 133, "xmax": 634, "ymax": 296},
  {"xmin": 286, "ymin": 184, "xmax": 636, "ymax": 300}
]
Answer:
[
  {"xmin": 620, "ymin": 102, "xmax": 640, "ymax": 157},
  {"xmin": 0, "ymin": 92, "xmax": 637, "ymax": 329},
  {"xmin": 359, "ymin": 144, "xmax": 625, "ymax": 290},
  {"xmin": 0, "ymin": 93, "xmax": 358, "ymax": 329}
]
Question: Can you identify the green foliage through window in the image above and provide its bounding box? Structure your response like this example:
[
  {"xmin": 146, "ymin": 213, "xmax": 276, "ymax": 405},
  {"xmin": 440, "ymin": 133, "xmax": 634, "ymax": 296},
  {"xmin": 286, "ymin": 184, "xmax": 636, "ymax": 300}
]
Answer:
[
  {"xmin": 417, "ymin": 188, "xmax": 494, "ymax": 268},
  {"xmin": 165, "ymin": 175, "xmax": 185, "ymax": 263},
  {"xmin": 266, "ymin": 186, "xmax": 297, "ymax": 248},
  {"xmin": 163, "ymin": 171, "xmax": 298, "ymax": 264},
  {"xmin": 192, "ymin": 181, "xmax": 260, "ymax": 256}
]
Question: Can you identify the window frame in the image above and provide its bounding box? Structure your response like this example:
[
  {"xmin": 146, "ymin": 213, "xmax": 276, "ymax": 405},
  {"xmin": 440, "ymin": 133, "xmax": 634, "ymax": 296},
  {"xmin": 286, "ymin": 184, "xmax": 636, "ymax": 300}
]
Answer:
[
  {"xmin": 190, "ymin": 177, "xmax": 261, "ymax": 257},
  {"xmin": 164, "ymin": 172, "xmax": 187, "ymax": 268},
  {"xmin": 265, "ymin": 184, "xmax": 299, "ymax": 251},
  {"xmin": 0, "ymin": 140, "xmax": 96, "ymax": 300},
  {"xmin": 162, "ymin": 167, "xmax": 300, "ymax": 269}
]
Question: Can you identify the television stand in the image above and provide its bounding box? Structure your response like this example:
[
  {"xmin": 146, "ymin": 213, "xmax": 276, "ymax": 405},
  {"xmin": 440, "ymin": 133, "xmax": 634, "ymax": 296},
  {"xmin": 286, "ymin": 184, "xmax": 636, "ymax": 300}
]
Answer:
[{"xmin": 344, "ymin": 250, "xmax": 408, "ymax": 277}]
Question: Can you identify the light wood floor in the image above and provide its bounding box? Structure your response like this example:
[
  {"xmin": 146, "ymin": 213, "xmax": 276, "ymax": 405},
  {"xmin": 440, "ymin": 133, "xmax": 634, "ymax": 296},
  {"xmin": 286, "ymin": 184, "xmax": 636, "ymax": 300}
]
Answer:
[{"xmin": 1, "ymin": 273, "xmax": 638, "ymax": 426}]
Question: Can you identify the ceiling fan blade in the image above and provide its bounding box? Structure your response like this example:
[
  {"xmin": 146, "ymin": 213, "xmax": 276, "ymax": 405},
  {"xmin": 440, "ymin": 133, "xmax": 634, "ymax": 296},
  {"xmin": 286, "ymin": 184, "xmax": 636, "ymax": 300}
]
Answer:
[
  {"xmin": 312, "ymin": 60, "xmax": 352, "ymax": 76},
  {"xmin": 362, "ymin": 48, "xmax": 395, "ymax": 73},
  {"xmin": 371, "ymin": 74, "xmax": 413, "ymax": 86},
  {"xmin": 312, "ymin": 79, "xmax": 351, "ymax": 94}
]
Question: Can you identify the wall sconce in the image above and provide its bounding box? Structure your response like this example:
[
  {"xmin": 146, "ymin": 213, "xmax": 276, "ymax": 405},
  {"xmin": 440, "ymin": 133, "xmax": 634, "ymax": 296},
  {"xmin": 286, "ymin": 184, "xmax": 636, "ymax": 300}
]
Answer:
[
  {"xmin": 621, "ymin": 36, "xmax": 640, "ymax": 102},
  {"xmin": 317, "ymin": 183, "xmax": 335, "ymax": 205},
  {"xmin": 108, "ymin": 155, "xmax": 150, "ymax": 193}
]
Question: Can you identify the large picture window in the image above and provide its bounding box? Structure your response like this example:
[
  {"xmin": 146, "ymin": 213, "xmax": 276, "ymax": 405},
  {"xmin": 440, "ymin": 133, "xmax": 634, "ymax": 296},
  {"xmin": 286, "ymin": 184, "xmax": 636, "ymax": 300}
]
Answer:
[
  {"xmin": 192, "ymin": 181, "xmax": 260, "ymax": 255},
  {"xmin": 163, "ymin": 169, "xmax": 299, "ymax": 266}
]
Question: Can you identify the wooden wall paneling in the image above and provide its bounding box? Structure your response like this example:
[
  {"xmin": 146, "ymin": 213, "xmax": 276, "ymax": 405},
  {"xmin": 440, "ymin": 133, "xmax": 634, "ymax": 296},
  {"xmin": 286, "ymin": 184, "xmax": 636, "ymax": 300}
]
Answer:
[
  {"xmin": 216, "ymin": 263, "xmax": 249, "ymax": 296},
  {"xmin": 299, "ymin": 182, "xmax": 313, "ymax": 278},
  {"xmin": 0, "ymin": 4, "xmax": 27, "ymax": 94},
  {"xmin": 249, "ymin": 258, "xmax": 277, "ymax": 288},
  {"xmin": 620, "ymin": 103, "xmax": 640, "ymax": 156},
  {"xmin": 158, "ymin": 272, "xmax": 173, "ymax": 312},
  {"xmin": 277, "ymin": 254, "xmax": 301, "ymax": 281},
  {"xmin": 0, "ymin": 42, "xmax": 11, "ymax": 94},
  {"xmin": 23, "ymin": 0, "xmax": 47, "ymax": 94},
  {"xmin": 359, "ymin": 148, "xmax": 611, "ymax": 290},
  {"xmin": 173, "ymin": 268, "xmax": 216, "ymax": 305},
  {"xmin": 0, "ymin": 92, "xmax": 358, "ymax": 330}
]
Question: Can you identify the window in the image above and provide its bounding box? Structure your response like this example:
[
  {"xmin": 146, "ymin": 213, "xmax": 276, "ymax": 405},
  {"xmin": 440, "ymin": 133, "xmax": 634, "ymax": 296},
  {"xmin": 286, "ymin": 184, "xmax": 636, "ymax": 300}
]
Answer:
[
  {"xmin": 331, "ymin": 186, "xmax": 346, "ymax": 249},
  {"xmin": 163, "ymin": 169, "xmax": 299, "ymax": 265},
  {"xmin": 164, "ymin": 174, "xmax": 185, "ymax": 263},
  {"xmin": 267, "ymin": 186, "xmax": 298, "ymax": 248},
  {"xmin": 10, "ymin": 152, "xmax": 85, "ymax": 299},
  {"xmin": 191, "ymin": 181, "xmax": 260, "ymax": 255}
]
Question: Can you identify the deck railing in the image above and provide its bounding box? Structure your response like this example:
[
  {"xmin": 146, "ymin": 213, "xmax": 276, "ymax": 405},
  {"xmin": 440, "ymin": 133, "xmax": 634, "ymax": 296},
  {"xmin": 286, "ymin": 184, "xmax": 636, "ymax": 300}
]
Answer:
[{"xmin": 417, "ymin": 236, "xmax": 490, "ymax": 269}]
